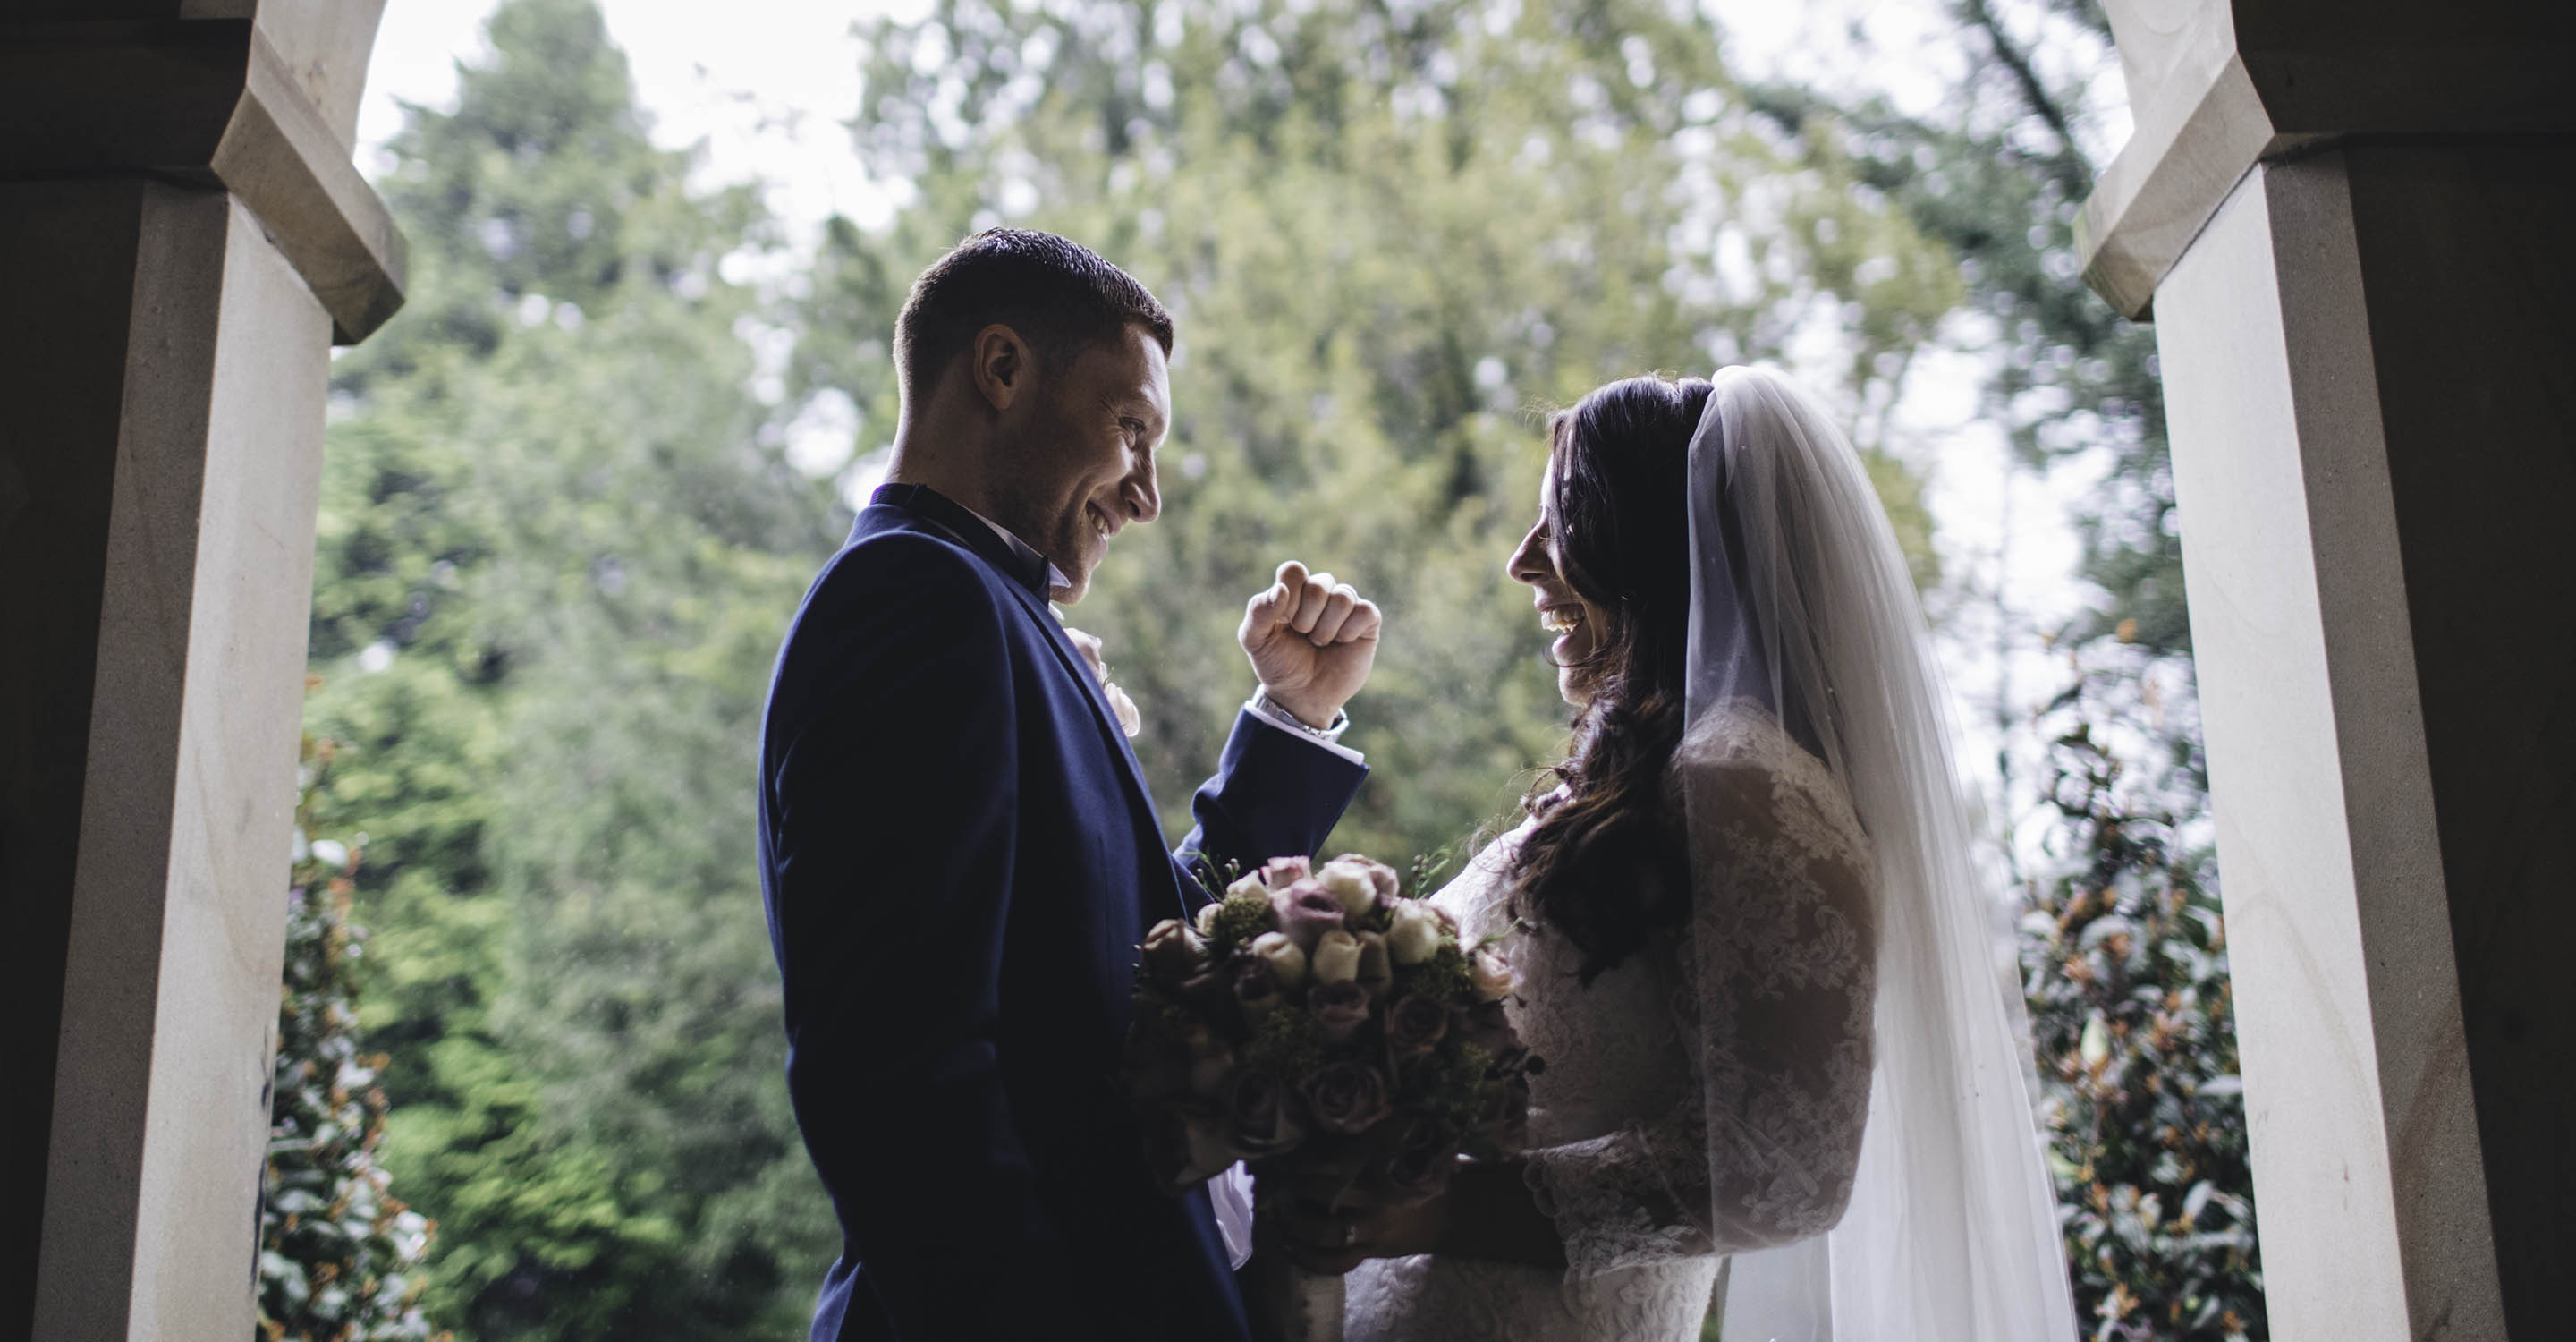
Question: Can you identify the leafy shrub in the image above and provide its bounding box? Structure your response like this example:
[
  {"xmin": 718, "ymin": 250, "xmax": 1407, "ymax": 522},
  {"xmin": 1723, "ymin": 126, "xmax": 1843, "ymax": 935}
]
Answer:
[
  {"xmin": 2022, "ymin": 665, "xmax": 2265, "ymax": 1341},
  {"xmin": 258, "ymin": 735, "xmax": 438, "ymax": 1342}
]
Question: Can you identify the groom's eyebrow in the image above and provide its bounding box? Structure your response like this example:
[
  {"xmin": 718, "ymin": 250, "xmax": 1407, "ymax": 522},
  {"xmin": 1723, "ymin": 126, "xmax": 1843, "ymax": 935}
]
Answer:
[{"xmin": 1112, "ymin": 387, "xmax": 1167, "ymax": 439}]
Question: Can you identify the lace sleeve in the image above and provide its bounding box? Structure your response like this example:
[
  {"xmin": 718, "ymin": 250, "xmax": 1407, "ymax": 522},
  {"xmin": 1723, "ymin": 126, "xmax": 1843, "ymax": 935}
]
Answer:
[
  {"xmin": 1521, "ymin": 707, "xmax": 1878, "ymax": 1277},
  {"xmin": 1684, "ymin": 706, "xmax": 1877, "ymax": 1253},
  {"xmin": 1521, "ymin": 1099, "xmax": 1717, "ymax": 1277}
]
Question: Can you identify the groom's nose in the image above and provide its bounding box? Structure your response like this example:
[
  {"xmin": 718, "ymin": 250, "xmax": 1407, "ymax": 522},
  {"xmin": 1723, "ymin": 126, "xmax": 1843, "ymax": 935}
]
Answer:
[{"xmin": 1124, "ymin": 461, "xmax": 1161, "ymax": 524}]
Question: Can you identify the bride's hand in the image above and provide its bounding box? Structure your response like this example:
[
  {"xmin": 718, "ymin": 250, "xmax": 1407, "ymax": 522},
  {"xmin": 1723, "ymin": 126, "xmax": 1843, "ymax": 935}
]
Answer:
[
  {"xmin": 1275, "ymin": 1161, "xmax": 1565, "ymax": 1273},
  {"xmin": 1276, "ymin": 1190, "xmax": 1453, "ymax": 1276},
  {"xmin": 1240, "ymin": 560, "xmax": 1382, "ymax": 728}
]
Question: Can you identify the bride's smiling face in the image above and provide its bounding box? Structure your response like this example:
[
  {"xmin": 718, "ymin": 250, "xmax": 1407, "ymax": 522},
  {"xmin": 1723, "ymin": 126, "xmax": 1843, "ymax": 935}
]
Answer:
[{"xmin": 1507, "ymin": 463, "xmax": 1610, "ymax": 706}]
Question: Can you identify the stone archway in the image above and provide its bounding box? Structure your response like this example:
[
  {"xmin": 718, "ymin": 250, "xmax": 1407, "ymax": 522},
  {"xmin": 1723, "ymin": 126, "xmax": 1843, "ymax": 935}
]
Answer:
[{"xmin": 4, "ymin": 2, "xmax": 2571, "ymax": 1338}]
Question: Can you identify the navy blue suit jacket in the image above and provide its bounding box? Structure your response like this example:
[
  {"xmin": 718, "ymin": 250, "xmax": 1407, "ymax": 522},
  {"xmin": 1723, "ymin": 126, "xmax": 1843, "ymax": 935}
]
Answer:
[{"xmin": 758, "ymin": 485, "xmax": 1367, "ymax": 1341}]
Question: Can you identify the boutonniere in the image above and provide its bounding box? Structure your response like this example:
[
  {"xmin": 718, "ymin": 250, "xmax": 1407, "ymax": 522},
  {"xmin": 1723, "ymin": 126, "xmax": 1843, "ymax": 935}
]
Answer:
[{"xmin": 1055, "ymin": 614, "xmax": 1142, "ymax": 738}]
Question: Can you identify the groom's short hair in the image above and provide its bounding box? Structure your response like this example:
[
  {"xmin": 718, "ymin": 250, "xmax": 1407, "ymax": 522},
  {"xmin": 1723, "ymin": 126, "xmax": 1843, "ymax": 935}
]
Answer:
[{"xmin": 896, "ymin": 228, "xmax": 1174, "ymax": 400}]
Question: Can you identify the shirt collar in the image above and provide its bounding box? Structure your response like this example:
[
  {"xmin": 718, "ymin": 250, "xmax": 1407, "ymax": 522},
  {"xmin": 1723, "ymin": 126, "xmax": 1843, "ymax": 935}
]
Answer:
[
  {"xmin": 962, "ymin": 507, "xmax": 1074, "ymax": 598},
  {"xmin": 869, "ymin": 482, "xmax": 1070, "ymax": 599}
]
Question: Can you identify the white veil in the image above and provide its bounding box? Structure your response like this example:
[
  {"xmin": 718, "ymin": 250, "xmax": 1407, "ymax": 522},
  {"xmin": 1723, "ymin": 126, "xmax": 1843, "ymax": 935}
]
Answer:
[{"xmin": 1685, "ymin": 367, "xmax": 2077, "ymax": 1341}]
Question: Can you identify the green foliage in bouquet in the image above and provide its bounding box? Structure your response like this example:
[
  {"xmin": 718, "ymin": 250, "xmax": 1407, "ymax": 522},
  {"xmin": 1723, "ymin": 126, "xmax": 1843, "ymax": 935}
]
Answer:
[
  {"xmin": 260, "ymin": 735, "xmax": 437, "ymax": 1342},
  {"xmin": 1243, "ymin": 1007, "xmax": 1332, "ymax": 1086},
  {"xmin": 2022, "ymin": 672, "xmax": 2264, "ymax": 1342},
  {"xmin": 1390, "ymin": 945, "xmax": 1476, "ymax": 1008},
  {"xmin": 1212, "ymin": 887, "xmax": 1284, "ymax": 952}
]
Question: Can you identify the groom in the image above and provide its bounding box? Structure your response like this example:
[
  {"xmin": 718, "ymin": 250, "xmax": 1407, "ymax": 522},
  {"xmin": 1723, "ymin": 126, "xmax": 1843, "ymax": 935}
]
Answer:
[{"xmin": 758, "ymin": 229, "xmax": 1380, "ymax": 1341}]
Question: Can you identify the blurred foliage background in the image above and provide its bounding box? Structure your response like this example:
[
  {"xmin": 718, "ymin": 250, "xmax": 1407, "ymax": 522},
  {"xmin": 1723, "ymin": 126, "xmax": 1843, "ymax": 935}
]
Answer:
[{"xmin": 284, "ymin": 0, "xmax": 2259, "ymax": 1337}]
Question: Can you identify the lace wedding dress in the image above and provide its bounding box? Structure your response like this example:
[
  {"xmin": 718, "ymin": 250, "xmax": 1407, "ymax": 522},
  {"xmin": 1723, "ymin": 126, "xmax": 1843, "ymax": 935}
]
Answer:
[{"xmin": 1344, "ymin": 702, "xmax": 1877, "ymax": 1342}]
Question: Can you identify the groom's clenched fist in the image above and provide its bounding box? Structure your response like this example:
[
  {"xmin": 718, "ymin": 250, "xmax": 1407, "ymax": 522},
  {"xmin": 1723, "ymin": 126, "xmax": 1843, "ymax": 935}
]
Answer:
[{"xmin": 1240, "ymin": 560, "xmax": 1381, "ymax": 728}]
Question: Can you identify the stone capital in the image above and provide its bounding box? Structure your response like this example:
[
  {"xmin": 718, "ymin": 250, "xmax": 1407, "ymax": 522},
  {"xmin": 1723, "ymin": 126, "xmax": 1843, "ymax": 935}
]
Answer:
[
  {"xmin": 0, "ymin": 3, "xmax": 406, "ymax": 343},
  {"xmin": 2078, "ymin": 0, "xmax": 2575, "ymax": 318}
]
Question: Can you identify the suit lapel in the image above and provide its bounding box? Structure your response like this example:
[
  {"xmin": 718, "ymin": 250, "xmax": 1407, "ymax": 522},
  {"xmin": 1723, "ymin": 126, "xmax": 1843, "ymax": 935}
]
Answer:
[
  {"xmin": 991, "ymin": 577, "xmax": 1163, "ymax": 832},
  {"xmin": 852, "ymin": 504, "xmax": 1165, "ymax": 855}
]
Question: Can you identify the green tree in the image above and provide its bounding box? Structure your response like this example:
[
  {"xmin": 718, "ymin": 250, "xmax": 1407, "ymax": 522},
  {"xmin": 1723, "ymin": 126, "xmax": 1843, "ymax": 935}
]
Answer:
[
  {"xmin": 798, "ymin": 0, "xmax": 1959, "ymax": 870},
  {"xmin": 1759, "ymin": 0, "xmax": 2183, "ymax": 656},
  {"xmin": 305, "ymin": 1, "xmax": 839, "ymax": 1334}
]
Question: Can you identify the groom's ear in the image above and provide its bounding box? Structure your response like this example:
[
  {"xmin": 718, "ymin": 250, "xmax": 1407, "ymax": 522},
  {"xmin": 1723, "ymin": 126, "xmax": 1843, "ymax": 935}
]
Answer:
[{"xmin": 968, "ymin": 323, "xmax": 1030, "ymax": 412}]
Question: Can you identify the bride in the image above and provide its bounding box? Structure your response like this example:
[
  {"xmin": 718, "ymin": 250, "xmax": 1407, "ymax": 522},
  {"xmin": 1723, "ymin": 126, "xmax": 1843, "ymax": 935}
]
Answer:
[{"xmin": 1287, "ymin": 367, "xmax": 2079, "ymax": 1341}]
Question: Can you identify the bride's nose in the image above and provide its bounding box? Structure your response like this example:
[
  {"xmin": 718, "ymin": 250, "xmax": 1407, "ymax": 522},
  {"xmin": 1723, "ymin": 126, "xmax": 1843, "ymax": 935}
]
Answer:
[{"xmin": 1505, "ymin": 522, "xmax": 1549, "ymax": 587}]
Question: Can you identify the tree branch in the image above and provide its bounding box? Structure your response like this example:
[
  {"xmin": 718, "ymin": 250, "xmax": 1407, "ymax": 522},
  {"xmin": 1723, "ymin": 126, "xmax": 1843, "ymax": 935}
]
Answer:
[{"xmin": 1955, "ymin": 0, "xmax": 2094, "ymax": 185}]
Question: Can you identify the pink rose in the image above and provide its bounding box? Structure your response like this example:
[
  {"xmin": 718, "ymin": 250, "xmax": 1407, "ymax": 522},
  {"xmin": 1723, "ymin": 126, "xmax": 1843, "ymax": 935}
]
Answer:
[
  {"xmin": 1307, "ymin": 978, "xmax": 1370, "ymax": 1043},
  {"xmin": 1233, "ymin": 954, "xmax": 1283, "ymax": 1017},
  {"xmin": 1380, "ymin": 1121, "xmax": 1462, "ymax": 1204},
  {"xmin": 1269, "ymin": 880, "xmax": 1346, "ymax": 952},
  {"xmin": 1256, "ymin": 855, "xmax": 1312, "ymax": 891},
  {"xmin": 1384, "ymin": 995, "xmax": 1450, "ymax": 1057},
  {"xmin": 1224, "ymin": 1068, "xmax": 1305, "ymax": 1158},
  {"xmin": 1300, "ymin": 1061, "xmax": 1394, "ymax": 1136}
]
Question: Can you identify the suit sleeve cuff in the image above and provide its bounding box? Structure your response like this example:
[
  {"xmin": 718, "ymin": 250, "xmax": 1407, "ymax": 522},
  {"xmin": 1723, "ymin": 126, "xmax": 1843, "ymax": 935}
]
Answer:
[{"xmin": 1243, "ymin": 693, "xmax": 1365, "ymax": 765}]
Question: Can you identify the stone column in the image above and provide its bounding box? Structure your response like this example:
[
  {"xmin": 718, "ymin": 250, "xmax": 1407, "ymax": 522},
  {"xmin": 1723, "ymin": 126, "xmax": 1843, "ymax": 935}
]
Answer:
[
  {"xmin": 2080, "ymin": 3, "xmax": 2572, "ymax": 1338},
  {"xmin": 0, "ymin": 5, "xmax": 403, "ymax": 1338}
]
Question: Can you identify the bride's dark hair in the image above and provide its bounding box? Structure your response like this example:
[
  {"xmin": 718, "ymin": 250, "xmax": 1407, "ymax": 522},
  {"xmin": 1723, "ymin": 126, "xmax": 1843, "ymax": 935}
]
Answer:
[{"xmin": 1505, "ymin": 373, "xmax": 1712, "ymax": 983}]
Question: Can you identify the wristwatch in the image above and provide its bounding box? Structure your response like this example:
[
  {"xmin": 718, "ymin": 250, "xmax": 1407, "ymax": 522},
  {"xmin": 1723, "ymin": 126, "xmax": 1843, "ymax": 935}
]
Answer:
[{"xmin": 1250, "ymin": 686, "xmax": 1352, "ymax": 746}]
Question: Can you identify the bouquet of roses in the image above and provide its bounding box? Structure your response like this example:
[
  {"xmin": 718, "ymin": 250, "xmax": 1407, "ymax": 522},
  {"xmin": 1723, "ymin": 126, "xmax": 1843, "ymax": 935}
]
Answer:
[{"xmin": 1123, "ymin": 854, "xmax": 1539, "ymax": 1217}]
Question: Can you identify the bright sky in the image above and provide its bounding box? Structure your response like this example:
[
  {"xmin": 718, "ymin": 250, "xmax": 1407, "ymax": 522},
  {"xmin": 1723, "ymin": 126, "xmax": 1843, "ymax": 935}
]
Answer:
[
  {"xmin": 357, "ymin": 1, "xmax": 2062, "ymax": 238},
  {"xmin": 355, "ymin": 0, "xmax": 2135, "ymax": 858}
]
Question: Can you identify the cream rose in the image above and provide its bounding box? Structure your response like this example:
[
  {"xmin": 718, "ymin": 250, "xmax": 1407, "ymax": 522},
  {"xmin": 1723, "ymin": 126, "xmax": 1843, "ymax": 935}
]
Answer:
[
  {"xmin": 1315, "ymin": 854, "xmax": 1399, "ymax": 920},
  {"xmin": 1309, "ymin": 930, "xmax": 1362, "ymax": 985},
  {"xmin": 1104, "ymin": 681, "xmax": 1141, "ymax": 737},
  {"xmin": 1250, "ymin": 930, "xmax": 1309, "ymax": 990},
  {"xmin": 1385, "ymin": 901, "xmax": 1444, "ymax": 965},
  {"xmin": 1354, "ymin": 930, "xmax": 1393, "ymax": 998},
  {"xmin": 1060, "ymin": 622, "xmax": 1143, "ymax": 737}
]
